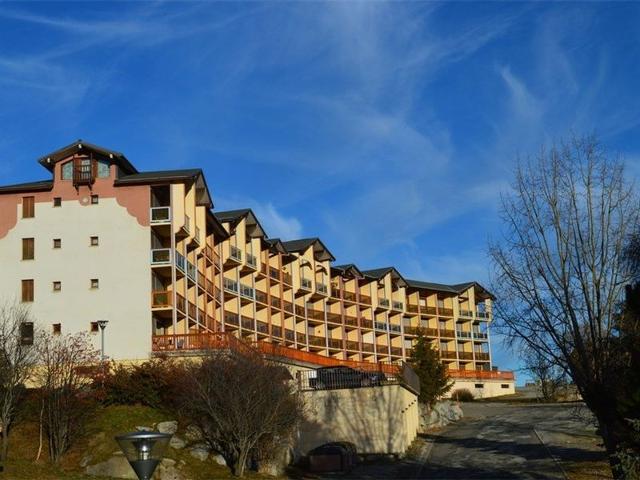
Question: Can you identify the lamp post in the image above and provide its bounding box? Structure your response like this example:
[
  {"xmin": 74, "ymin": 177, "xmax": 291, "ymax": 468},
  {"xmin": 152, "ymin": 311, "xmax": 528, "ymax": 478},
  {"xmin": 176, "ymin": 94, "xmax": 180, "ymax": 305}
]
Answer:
[
  {"xmin": 97, "ymin": 320, "xmax": 108, "ymax": 361},
  {"xmin": 115, "ymin": 431, "xmax": 171, "ymax": 480}
]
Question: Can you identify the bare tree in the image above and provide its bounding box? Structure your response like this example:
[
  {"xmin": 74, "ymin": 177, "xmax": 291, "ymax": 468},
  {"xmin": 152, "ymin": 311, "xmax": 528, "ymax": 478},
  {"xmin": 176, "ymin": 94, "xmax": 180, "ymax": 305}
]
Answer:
[
  {"xmin": 175, "ymin": 349, "xmax": 302, "ymax": 477},
  {"xmin": 489, "ymin": 135, "xmax": 640, "ymax": 478},
  {"xmin": 0, "ymin": 300, "xmax": 38, "ymax": 461},
  {"xmin": 522, "ymin": 348, "xmax": 566, "ymax": 402},
  {"xmin": 35, "ymin": 332, "xmax": 99, "ymax": 463}
]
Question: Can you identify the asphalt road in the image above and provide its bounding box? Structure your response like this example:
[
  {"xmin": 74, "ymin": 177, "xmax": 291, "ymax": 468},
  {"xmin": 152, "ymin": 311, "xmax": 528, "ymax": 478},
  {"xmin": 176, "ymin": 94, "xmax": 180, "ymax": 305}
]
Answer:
[
  {"xmin": 308, "ymin": 402, "xmax": 608, "ymax": 479},
  {"xmin": 417, "ymin": 402, "xmax": 606, "ymax": 479}
]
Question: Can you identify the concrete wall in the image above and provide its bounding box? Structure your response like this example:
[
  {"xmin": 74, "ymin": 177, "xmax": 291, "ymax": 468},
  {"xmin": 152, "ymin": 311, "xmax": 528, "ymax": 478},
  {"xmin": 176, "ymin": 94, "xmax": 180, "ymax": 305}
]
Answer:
[
  {"xmin": 0, "ymin": 196, "xmax": 151, "ymax": 360},
  {"xmin": 298, "ymin": 384, "xmax": 419, "ymax": 456},
  {"xmin": 447, "ymin": 379, "xmax": 516, "ymax": 399}
]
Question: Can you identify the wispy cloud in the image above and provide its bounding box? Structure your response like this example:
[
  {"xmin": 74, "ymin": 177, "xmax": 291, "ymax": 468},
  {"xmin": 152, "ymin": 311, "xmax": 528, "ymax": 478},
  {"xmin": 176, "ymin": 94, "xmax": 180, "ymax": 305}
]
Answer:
[{"xmin": 253, "ymin": 203, "xmax": 303, "ymax": 240}]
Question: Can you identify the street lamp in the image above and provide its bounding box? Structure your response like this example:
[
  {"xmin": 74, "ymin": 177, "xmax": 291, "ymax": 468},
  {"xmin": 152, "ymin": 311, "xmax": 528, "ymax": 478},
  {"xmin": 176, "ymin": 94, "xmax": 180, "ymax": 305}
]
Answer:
[
  {"xmin": 115, "ymin": 431, "xmax": 172, "ymax": 480},
  {"xmin": 97, "ymin": 320, "xmax": 108, "ymax": 361}
]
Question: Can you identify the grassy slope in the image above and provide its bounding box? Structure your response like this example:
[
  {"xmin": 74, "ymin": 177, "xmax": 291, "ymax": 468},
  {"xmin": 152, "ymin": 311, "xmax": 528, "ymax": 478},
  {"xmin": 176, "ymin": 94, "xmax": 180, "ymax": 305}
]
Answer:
[{"xmin": 2, "ymin": 405, "xmax": 270, "ymax": 480}]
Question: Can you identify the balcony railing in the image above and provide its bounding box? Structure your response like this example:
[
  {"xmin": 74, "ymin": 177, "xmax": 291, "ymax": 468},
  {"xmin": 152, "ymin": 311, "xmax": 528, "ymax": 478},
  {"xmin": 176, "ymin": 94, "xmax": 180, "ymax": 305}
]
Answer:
[
  {"xmin": 224, "ymin": 312, "xmax": 239, "ymax": 326},
  {"xmin": 439, "ymin": 307, "xmax": 454, "ymax": 317},
  {"xmin": 374, "ymin": 321, "xmax": 387, "ymax": 331},
  {"xmin": 423, "ymin": 306, "xmax": 437, "ymax": 316},
  {"xmin": 326, "ymin": 313, "xmax": 342, "ymax": 325},
  {"xmin": 360, "ymin": 319, "xmax": 373, "ymax": 329},
  {"xmin": 230, "ymin": 246, "xmax": 242, "ymax": 262},
  {"xmin": 272, "ymin": 325, "xmax": 282, "ymax": 338},
  {"xmin": 151, "ymin": 290, "xmax": 171, "ymax": 308},
  {"xmin": 346, "ymin": 340, "xmax": 360, "ymax": 351},
  {"xmin": 241, "ymin": 316, "xmax": 254, "ymax": 330},
  {"xmin": 150, "ymin": 206, "xmax": 171, "ymax": 223},
  {"xmin": 270, "ymin": 297, "xmax": 281, "ymax": 309},
  {"xmin": 459, "ymin": 309, "xmax": 473, "ymax": 318},
  {"xmin": 343, "ymin": 291, "xmax": 357, "ymax": 302},
  {"xmin": 194, "ymin": 226, "xmax": 200, "ymax": 244},
  {"xmin": 184, "ymin": 215, "xmax": 191, "ymax": 234},
  {"xmin": 186, "ymin": 262, "xmax": 196, "ymax": 282},
  {"xmin": 187, "ymin": 301, "xmax": 197, "ymax": 319},
  {"xmin": 240, "ymin": 284, "xmax": 255, "ymax": 300},
  {"xmin": 389, "ymin": 324, "xmax": 402, "ymax": 333},
  {"xmin": 359, "ymin": 294, "xmax": 371, "ymax": 305},
  {"xmin": 223, "ymin": 278, "xmax": 238, "ymax": 293},
  {"xmin": 362, "ymin": 343, "xmax": 374, "ymax": 353},
  {"xmin": 344, "ymin": 316, "xmax": 359, "ymax": 327},
  {"xmin": 176, "ymin": 252, "xmax": 186, "ymax": 272},
  {"xmin": 407, "ymin": 304, "xmax": 419, "ymax": 313},
  {"xmin": 440, "ymin": 328, "xmax": 456, "ymax": 338},
  {"xmin": 390, "ymin": 347, "xmax": 403, "ymax": 357},
  {"xmin": 176, "ymin": 294, "xmax": 186, "ymax": 313},
  {"xmin": 476, "ymin": 311, "xmax": 491, "ymax": 319},
  {"xmin": 308, "ymin": 309, "xmax": 325, "ymax": 321},
  {"xmin": 283, "ymin": 301, "xmax": 293, "ymax": 313},
  {"xmin": 447, "ymin": 369, "xmax": 514, "ymax": 381},
  {"xmin": 308, "ymin": 335, "xmax": 325, "ymax": 347},
  {"xmin": 256, "ymin": 321, "xmax": 269, "ymax": 334},
  {"xmin": 73, "ymin": 162, "xmax": 94, "ymax": 185},
  {"xmin": 285, "ymin": 329, "xmax": 295, "ymax": 341},
  {"xmin": 296, "ymin": 332, "xmax": 307, "ymax": 344},
  {"xmin": 269, "ymin": 267, "xmax": 279, "ymax": 281},
  {"xmin": 456, "ymin": 330, "xmax": 472, "ymax": 339},
  {"xmin": 316, "ymin": 282, "xmax": 328, "ymax": 295},
  {"xmin": 458, "ymin": 351, "xmax": 474, "ymax": 360},
  {"xmin": 282, "ymin": 272, "xmax": 292, "ymax": 285},
  {"xmin": 295, "ymin": 305, "xmax": 305, "ymax": 317},
  {"xmin": 392, "ymin": 301, "xmax": 404, "ymax": 311},
  {"xmin": 475, "ymin": 352, "xmax": 490, "ymax": 361},
  {"xmin": 151, "ymin": 248, "xmax": 171, "ymax": 265},
  {"xmin": 473, "ymin": 331, "xmax": 489, "ymax": 340},
  {"xmin": 327, "ymin": 338, "xmax": 342, "ymax": 349},
  {"xmin": 255, "ymin": 290, "xmax": 268, "ymax": 305},
  {"xmin": 246, "ymin": 254, "xmax": 257, "ymax": 268},
  {"xmin": 440, "ymin": 350, "xmax": 457, "ymax": 359},
  {"xmin": 300, "ymin": 278, "xmax": 312, "ymax": 291},
  {"xmin": 379, "ymin": 298, "xmax": 390, "ymax": 308}
]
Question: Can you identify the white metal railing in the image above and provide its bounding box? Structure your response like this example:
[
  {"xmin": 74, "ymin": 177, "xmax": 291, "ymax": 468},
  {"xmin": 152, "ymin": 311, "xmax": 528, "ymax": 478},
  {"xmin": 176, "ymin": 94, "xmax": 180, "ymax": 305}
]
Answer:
[
  {"xmin": 392, "ymin": 300, "xmax": 404, "ymax": 310},
  {"xmin": 230, "ymin": 246, "xmax": 242, "ymax": 262},
  {"xmin": 459, "ymin": 309, "xmax": 474, "ymax": 318},
  {"xmin": 175, "ymin": 251, "xmax": 186, "ymax": 272},
  {"xmin": 247, "ymin": 253, "xmax": 257, "ymax": 267},
  {"xmin": 301, "ymin": 278, "xmax": 312, "ymax": 290},
  {"xmin": 476, "ymin": 311, "xmax": 490, "ymax": 319},
  {"xmin": 150, "ymin": 207, "xmax": 171, "ymax": 223},
  {"xmin": 389, "ymin": 324, "xmax": 402, "ymax": 333},
  {"xmin": 316, "ymin": 282, "xmax": 328, "ymax": 294},
  {"xmin": 151, "ymin": 248, "xmax": 171, "ymax": 264},
  {"xmin": 240, "ymin": 283, "xmax": 255, "ymax": 299},
  {"xmin": 379, "ymin": 298, "xmax": 390, "ymax": 308},
  {"xmin": 375, "ymin": 321, "xmax": 387, "ymax": 331},
  {"xmin": 457, "ymin": 330, "xmax": 472, "ymax": 339},
  {"xmin": 186, "ymin": 261, "xmax": 196, "ymax": 281},
  {"xmin": 473, "ymin": 331, "xmax": 489, "ymax": 340},
  {"xmin": 223, "ymin": 278, "xmax": 238, "ymax": 293}
]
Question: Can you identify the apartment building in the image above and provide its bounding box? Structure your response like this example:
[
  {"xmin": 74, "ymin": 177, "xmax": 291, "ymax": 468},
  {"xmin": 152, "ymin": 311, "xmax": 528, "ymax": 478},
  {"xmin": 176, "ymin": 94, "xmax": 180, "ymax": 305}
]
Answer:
[{"xmin": 0, "ymin": 141, "xmax": 514, "ymax": 395}]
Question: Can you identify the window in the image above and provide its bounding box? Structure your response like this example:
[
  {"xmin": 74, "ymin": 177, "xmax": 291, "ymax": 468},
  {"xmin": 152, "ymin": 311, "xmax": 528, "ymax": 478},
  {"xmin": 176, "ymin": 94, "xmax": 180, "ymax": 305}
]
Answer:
[
  {"xmin": 53, "ymin": 281, "xmax": 61, "ymax": 292},
  {"xmin": 97, "ymin": 159, "xmax": 110, "ymax": 178},
  {"xmin": 22, "ymin": 196, "xmax": 34, "ymax": 218},
  {"xmin": 501, "ymin": 384, "xmax": 510, "ymax": 389},
  {"xmin": 474, "ymin": 383, "xmax": 484, "ymax": 389},
  {"xmin": 53, "ymin": 238, "xmax": 61, "ymax": 249},
  {"xmin": 53, "ymin": 197, "xmax": 62, "ymax": 207},
  {"xmin": 90, "ymin": 236, "xmax": 99, "ymax": 246},
  {"xmin": 21, "ymin": 279, "xmax": 34, "ymax": 302},
  {"xmin": 91, "ymin": 194, "xmax": 99, "ymax": 204},
  {"xmin": 22, "ymin": 238, "xmax": 34, "ymax": 260},
  {"xmin": 90, "ymin": 279, "xmax": 99, "ymax": 289},
  {"xmin": 20, "ymin": 322, "xmax": 34, "ymax": 346},
  {"xmin": 61, "ymin": 161, "xmax": 73, "ymax": 180},
  {"xmin": 52, "ymin": 323, "xmax": 61, "ymax": 335},
  {"xmin": 90, "ymin": 322, "xmax": 99, "ymax": 333}
]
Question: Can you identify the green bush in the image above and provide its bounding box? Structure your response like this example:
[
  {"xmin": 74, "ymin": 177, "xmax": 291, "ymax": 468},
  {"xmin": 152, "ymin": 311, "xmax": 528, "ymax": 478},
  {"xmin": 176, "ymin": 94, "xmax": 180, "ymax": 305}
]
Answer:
[
  {"xmin": 97, "ymin": 358, "xmax": 179, "ymax": 408},
  {"xmin": 451, "ymin": 388, "xmax": 474, "ymax": 402}
]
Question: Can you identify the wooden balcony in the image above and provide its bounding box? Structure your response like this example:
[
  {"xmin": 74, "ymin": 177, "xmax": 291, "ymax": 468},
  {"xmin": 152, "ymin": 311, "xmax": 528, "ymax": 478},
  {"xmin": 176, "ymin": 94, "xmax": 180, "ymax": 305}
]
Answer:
[
  {"xmin": 359, "ymin": 294, "xmax": 371, "ymax": 305},
  {"xmin": 448, "ymin": 369, "xmax": 514, "ymax": 381},
  {"xmin": 458, "ymin": 351, "xmax": 474, "ymax": 360},
  {"xmin": 151, "ymin": 290, "xmax": 171, "ymax": 308},
  {"xmin": 440, "ymin": 350, "xmax": 457, "ymax": 359},
  {"xmin": 327, "ymin": 338, "xmax": 342, "ymax": 349},
  {"xmin": 439, "ymin": 308, "xmax": 454, "ymax": 317},
  {"xmin": 475, "ymin": 352, "xmax": 490, "ymax": 361},
  {"xmin": 440, "ymin": 329, "xmax": 456, "ymax": 338}
]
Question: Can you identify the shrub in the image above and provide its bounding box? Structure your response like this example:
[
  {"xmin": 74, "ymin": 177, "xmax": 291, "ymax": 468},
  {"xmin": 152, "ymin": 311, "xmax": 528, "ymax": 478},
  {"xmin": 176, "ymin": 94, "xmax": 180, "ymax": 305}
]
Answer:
[
  {"xmin": 98, "ymin": 357, "xmax": 177, "ymax": 408},
  {"xmin": 451, "ymin": 388, "xmax": 474, "ymax": 402}
]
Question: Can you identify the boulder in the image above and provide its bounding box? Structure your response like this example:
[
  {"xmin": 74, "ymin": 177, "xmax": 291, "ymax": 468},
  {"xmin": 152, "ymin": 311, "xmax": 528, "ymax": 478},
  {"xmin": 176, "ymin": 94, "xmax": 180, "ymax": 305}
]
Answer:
[
  {"xmin": 170, "ymin": 435, "xmax": 186, "ymax": 449},
  {"xmin": 184, "ymin": 425, "xmax": 203, "ymax": 442},
  {"xmin": 212, "ymin": 453, "xmax": 227, "ymax": 466},
  {"xmin": 157, "ymin": 420, "xmax": 178, "ymax": 435},
  {"xmin": 154, "ymin": 458, "xmax": 185, "ymax": 480},
  {"xmin": 189, "ymin": 444, "xmax": 209, "ymax": 462},
  {"xmin": 86, "ymin": 454, "xmax": 137, "ymax": 479},
  {"xmin": 136, "ymin": 426, "xmax": 153, "ymax": 432},
  {"xmin": 418, "ymin": 401, "xmax": 464, "ymax": 432}
]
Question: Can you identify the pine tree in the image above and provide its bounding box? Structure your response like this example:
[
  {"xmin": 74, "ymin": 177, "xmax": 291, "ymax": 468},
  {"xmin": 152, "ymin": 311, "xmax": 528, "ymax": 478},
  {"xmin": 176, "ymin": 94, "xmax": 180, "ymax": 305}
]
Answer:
[{"xmin": 409, "ymin": 330, "xmax": 453, "ymax": 406}]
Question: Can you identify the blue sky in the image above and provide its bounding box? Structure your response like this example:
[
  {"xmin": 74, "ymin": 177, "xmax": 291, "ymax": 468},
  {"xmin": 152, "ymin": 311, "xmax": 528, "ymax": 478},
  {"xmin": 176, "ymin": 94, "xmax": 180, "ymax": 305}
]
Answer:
[{"xmin": 1, "ymin": 2, "xmax": 640, "ymax": 381}]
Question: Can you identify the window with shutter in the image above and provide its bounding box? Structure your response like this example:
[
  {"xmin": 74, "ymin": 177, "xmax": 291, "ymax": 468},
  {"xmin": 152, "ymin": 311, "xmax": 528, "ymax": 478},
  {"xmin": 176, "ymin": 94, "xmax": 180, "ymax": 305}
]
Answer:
[
  {"xmin": 22, "ymin": 238, "xmax": 34, "ymax": 260},
  {"xmin": 20, "ymin": 322, "xmax": 34, "ymax": 345},
  {"xmin": 21, "ymin": 279, "xmax": 34, "ymax": 302},
  {"xmin": 22, "ymin": 197, "xmax": 34, "ymax": 218}
]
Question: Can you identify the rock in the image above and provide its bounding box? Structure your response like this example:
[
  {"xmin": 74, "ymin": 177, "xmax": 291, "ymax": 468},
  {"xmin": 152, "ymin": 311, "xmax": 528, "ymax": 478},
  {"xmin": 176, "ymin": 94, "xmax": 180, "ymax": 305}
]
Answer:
[
  {"xmin": 170, "ymin": 435, "xmax": 186, "ymax": 449},
  {"xmin": 154, "ymin": 458, "xmax": 184, "ymax": 480},
  {"xmin": 157, "ymin": 420, "xmax": 178, "ymax": 435},
  {"xmin": 189, "ymin": 444, "xmax": 209, "ymax": 461},
  {"xmin": 418, "ymin": 401, "xmax": 464, "ymax": 433},
  {"xmin": 184, "ymin": 425, "xmax": 203, "ymax": 442},
  {"xmin": 136, "ymin": 426, "xmax": 153, "ymax": 431},
  {"xmin": 212, "ymin": 453, "xmax": 227, "ymax": 466},
  {"xmin": 86, "ymin": 455, "xmax": 137, "ymax": 479}
]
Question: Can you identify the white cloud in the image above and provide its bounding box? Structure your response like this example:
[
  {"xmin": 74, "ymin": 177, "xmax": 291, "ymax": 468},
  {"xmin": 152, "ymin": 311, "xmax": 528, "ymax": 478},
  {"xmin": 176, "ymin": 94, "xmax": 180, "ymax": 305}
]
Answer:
[{"xmin": 253, "ymin": 203, "xmax": 303, "ymax": 240}]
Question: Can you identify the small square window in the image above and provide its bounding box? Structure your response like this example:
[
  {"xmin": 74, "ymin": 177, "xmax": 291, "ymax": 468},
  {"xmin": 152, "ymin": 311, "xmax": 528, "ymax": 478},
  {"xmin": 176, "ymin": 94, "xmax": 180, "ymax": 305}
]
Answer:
[
  {"xmin": 501, "ymin": 384, "xmax": 510, "ymax": 389},
  {"xmin": 90, "ymin": 236, "xmax": 99, "ymax": 246},
  {"xmin": 53, "ymin": 197, "xmax": 62, "ymax": 207},
  {"xmin": 53, "ymin": 239, "xmax": 61, "ymax": 249},
  {"xmin": 90, "ymin": 322, "xmax": 99, "ymax": 333},
  {"xmin": 52, "ymin": 323, "xmax": 61, "ymax": 335},
  {"xmin": 53, "ymin": 281, "xmax": 62, "ymax": 291},
  {"xmin": 474, "ymin": 383, "xmax": 484, "ymax": 389},
  {"xmin": 90, "ymin": 279, "xmax": 99, "ymax": 289},
  {"xmin": 91, "ymin": 194, "xmax": 99, "ymax": 204}
]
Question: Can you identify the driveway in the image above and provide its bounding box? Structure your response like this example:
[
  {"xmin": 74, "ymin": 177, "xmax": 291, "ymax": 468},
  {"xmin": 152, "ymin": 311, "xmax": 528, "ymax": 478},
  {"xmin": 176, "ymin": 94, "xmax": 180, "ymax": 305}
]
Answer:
[
  {"xmin": 303, "ymin": 402, "xmax": 609, "ymax": 479},
  {"xmin": 417, "ymin": 402, "xmax": 607, "ymax": 479}
]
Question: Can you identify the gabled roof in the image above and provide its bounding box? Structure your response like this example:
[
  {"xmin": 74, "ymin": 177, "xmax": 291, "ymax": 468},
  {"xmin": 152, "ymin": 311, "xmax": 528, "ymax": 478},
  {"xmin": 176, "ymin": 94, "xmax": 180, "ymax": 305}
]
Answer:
[
  {"xmin": 214, "ymin": 209, "xmax": 267, "ymax": 238},
  {"xmin": 38, "ymin": 139, "xmax": 137, "ymax": 175},
  {"xmin": 116, "ymin": 168, "xmax": 213, "ymax": 208},
  {"xmin": 265, "ymin": 238, "xmax": 287, "ymax": 254},
  {"xmin": 0, "ymin": 179, "xmax": 53, "ymax": 194},
  {"xmin": 206, "ymin": 210, "xmax": 230, "ymax": 240},
  {"xmin": 331, "ymin": 264, "xmax": 364, "ymax": 278},
  {"xmin": 281, "ymin": 238, "xmax": 335, "ymax": 262},
  {"xmin": 361, "ymin": 267, "xmax": 407, "ymax": 287},
  {"xmin": 405, "ymin": 279, "xmax": 495, "ymax": 300}
]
